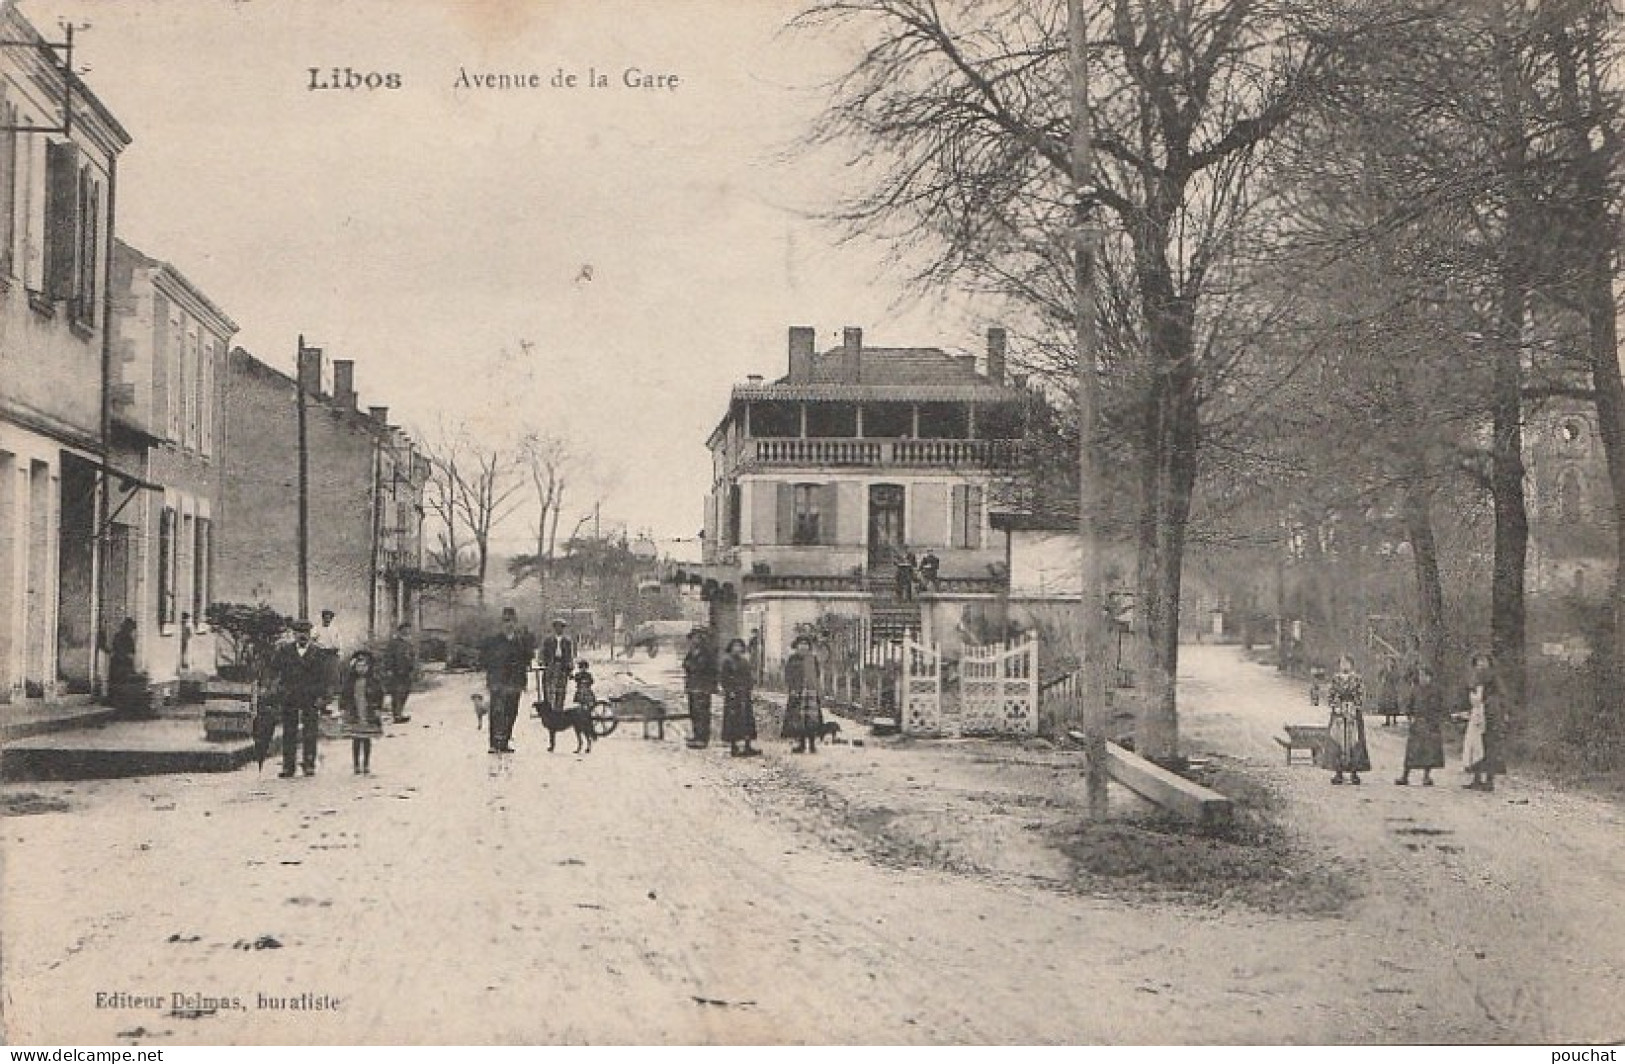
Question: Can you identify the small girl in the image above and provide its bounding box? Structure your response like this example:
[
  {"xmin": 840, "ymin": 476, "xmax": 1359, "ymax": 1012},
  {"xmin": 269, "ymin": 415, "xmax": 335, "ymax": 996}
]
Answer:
[
  {"xmin": 572, "ymin": 660, "xmax": 596, "ymax": 714},
  {"xmin": 339, "ymin": 650, "xmax": 385, "ymax": 775}
]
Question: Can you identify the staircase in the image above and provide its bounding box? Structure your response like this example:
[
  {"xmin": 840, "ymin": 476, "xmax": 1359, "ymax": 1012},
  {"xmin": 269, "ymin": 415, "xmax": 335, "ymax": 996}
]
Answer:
[{"xmin": 865, "ymin": 568, "xmax": 921, "ymax": 644}]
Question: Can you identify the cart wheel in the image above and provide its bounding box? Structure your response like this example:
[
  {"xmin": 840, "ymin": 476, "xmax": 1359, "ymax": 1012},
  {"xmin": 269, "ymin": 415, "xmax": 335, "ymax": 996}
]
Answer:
[{"xmin": 591, "ymin": 701, "xmax": 619, "ymax": 739}]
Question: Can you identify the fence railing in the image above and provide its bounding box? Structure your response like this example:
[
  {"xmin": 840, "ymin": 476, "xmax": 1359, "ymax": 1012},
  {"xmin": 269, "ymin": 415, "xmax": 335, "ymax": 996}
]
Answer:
[{"xmin": 741, "ymin": 437, "xmax": 1024, "ymax": 469}]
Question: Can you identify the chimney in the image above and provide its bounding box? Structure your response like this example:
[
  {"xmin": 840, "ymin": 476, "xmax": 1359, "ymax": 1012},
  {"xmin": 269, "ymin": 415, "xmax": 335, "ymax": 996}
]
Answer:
[
  {"xmin": 788, "ymin": 325, "xmax": 816, "ymax": 383},
  {"xmin": 368, "ymin": 405, "xmax": 389, "ymax": 425},
  {"xmin": 843, "ymin": 326, "xmax": 863, "ymax": 383},
  {"xmin": 986, "ymin": 327, "xmax": 1007, "ymax": 384},
  {"xmin": 333, "ymin": 359, "xmax": 356, "ymax": 409},
  {"xmin": 297, "ymin": 345, "xmax": 323, "ymax": 397}
]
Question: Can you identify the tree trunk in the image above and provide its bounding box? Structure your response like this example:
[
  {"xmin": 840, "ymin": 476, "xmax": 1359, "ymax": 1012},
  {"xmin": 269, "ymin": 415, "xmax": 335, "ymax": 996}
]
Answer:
[
  {"xmin": 1489, "ymin": 3, "xmax": 1529, "ymax": 723},
  {"xmin": 1134, "ymin": 356, "xmax": 1200, "ymax": 766},
  {"xmin": 1402, "ymin": 481, "xmax": 1445, "ymax": 677}
]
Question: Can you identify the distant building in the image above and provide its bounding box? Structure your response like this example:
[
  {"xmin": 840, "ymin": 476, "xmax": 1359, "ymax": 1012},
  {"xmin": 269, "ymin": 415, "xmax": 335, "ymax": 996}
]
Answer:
[
  {"xmin": 0, "ymin": 5, "xmax": 131, "ymax": 703},
  {"xmin": 702, "ymin": 325, "xmax": 1028, "ymax": 666},
  {"xmin": 105, "ymin": 239, "xmax": 238, "ymax": 693},
  {"xmin": 216, "ymin": 344, "xmax": 428, "ymax": 640}
]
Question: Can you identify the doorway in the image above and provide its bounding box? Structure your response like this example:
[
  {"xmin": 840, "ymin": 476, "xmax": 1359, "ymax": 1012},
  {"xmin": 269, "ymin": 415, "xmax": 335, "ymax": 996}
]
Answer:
[{"xmin": 867, "ymin": 484, "xmax": 905, "ymax": 567}]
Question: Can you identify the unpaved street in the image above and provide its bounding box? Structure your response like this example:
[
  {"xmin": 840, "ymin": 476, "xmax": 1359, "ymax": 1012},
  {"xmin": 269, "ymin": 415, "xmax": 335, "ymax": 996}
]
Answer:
[{"xmin": 3, "ymin": 648, "xmax": 1623, "ymax": 1045}]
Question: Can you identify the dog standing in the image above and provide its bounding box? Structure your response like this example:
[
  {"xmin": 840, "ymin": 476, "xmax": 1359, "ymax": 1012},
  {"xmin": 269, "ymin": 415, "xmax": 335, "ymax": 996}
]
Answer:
[
  {"xmin": 535, "ymin": 700, "xmax": 593, "ymax": 753},
  {"xmin": 471, "ymin": 692, "xmax": 487, "ymax": 730}
]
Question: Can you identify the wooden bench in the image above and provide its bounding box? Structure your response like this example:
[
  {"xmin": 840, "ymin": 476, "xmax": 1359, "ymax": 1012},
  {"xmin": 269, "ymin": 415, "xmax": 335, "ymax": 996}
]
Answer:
[{"xmin": 1276, "ymin": 724, "xmax": 1329, "ymax": 765}]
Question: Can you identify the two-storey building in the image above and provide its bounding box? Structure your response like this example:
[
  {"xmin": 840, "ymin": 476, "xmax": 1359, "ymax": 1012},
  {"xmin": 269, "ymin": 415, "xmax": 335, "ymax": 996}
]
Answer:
[
  {"xmin": 104, "ymin": 239, "xmax": 237, "ymax": 696},
  {"xmin": 217, "ymin": 344, "xmax": 428, "ymax": 640},
  {"xmin": 0, "ymin": 6, "xmax": 129, "ymax": 705},
  {"xmin": 703, "ymin": 325, "xmax": 1027, "ymax": 667}
]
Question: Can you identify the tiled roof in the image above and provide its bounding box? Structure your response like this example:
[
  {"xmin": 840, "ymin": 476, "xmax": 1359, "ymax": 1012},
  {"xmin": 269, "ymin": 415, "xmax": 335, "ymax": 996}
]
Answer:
[
  {"xmin": 731, "ymin": 383, "xmax": 1017, "ymax": 402},
  {"xmin": 804, "ymin": 346, "xmax": 988, "ymax": 386}
]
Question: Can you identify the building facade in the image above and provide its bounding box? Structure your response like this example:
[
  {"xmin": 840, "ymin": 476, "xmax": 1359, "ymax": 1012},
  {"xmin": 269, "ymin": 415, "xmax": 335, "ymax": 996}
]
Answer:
[
  {"xmin": 0, "ymin": 5, "xmax": 129, "ymax": 705},
  {"xmin": 703, "ymin": 325, "xmax": 1027, "ymax": 667},
  {"xmin": 105, "ymin": 239, "xmax": 237, "ymax": 692},
  {"xmin": 216, "ymin": 344, "xmax": 427, "ymax": 641}
]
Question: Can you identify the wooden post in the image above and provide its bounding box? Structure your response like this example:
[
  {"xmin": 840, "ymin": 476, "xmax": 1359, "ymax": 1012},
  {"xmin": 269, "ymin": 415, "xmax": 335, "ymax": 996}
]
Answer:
[
  {"xmin": 1071, "ymin": 0, "xmax": 1111, "ymax": 819},
  {"xmin": 296, "ymin": 335, "xmax": 310, "ymax": 621}
]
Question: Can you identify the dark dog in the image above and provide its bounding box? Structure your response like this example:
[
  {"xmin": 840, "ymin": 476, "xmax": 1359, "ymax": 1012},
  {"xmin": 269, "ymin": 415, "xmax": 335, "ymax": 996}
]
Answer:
[
  {"xmin": 817, "ymin": 720, "xmax": 843, "ymax": 744},
  {"xmin": 534, "ymin": 700, "xmax": 594, "ymax": 753}
]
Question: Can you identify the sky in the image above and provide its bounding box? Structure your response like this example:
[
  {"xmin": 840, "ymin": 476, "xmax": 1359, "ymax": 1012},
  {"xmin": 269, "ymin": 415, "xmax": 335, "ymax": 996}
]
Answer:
[{"xmin": 17, "ymin": 0, "xmax": 995, "ymax": 557}]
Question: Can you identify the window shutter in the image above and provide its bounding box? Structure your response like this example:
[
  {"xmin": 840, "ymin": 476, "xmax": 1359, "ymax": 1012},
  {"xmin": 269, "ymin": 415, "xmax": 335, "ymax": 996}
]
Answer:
[
  {"xmin": 950, "ymin": 485, "xmax": 966, "ymax": 548},
  {"xmin": 966, "ymin": 485, "xmax": 984, "ymax": 548},
  {"xmin": 776, "ymin": 482, "xmax": 795, "ymax": 546},
  {"xmin": 80, "ymin": 177, "xmax": 99, "ymax": 323},
  {"xmin": 0, "ymin": 93, "xmax": 15, "ymax": 273},
  {"xmin": 821, "ymin": 483, "xmax": 840, "ymax": 546},
  {"xmin": 44, "ymin": 140, "xmax": 79, "ymax": 300}
]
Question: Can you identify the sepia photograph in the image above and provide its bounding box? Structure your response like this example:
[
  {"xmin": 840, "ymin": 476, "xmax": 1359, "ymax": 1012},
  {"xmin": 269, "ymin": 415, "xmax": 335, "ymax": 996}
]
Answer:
[{"xmin": 1, "ymin": 0, "xmax": 1622, "ymax": 1048}]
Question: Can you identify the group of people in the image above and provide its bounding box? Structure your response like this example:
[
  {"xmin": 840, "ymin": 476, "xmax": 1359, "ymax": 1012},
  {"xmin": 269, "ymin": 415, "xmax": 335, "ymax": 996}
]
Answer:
[
  {"xmin": 268, "ymin": 609, "xmax": 418, "ymax": 778},
  {"xmin": 892, "ymin": 548, "xmax": 941, "ymax": 602},
  {"xmin": 680, "ymin": 627, "xmax": 827, "ymax": 756},
  {"xmin": 1318, "ymin": 651, "xmax": 1505, "ymax": 791}
]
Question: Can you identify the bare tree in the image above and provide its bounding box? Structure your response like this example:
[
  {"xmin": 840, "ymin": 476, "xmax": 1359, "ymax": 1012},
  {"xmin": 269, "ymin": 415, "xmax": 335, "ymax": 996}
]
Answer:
[
  {"xmin": 798, "ymin": 0, "xmax": 1349, "ymax": 761},
  {"xmin": 419, "ymin": 418, "xmax": 525, "ymax": 604},
  {"xmin": 518, "ymin": 432, "xmax": 571, "ymax": 579}
]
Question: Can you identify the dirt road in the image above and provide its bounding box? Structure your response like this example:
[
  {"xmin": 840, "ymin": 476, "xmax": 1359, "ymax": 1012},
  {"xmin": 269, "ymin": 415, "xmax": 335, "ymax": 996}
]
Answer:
[{"xmin": 2, "ymin": 648, "xmax": 1621, "ymax": 1044}]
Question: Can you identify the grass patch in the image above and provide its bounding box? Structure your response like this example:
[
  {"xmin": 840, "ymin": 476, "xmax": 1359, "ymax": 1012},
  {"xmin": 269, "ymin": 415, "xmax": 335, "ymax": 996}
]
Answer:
[{"xmin": 1058, "ymin": 756, "xmax": 1358, "ymax": 916}]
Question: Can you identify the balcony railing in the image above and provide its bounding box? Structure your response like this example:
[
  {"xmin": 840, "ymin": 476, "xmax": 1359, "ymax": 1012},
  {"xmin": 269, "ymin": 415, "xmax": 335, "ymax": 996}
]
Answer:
[{"xmin": 740, "ymin": 437, "xmax": 1024, "ymax": 470}]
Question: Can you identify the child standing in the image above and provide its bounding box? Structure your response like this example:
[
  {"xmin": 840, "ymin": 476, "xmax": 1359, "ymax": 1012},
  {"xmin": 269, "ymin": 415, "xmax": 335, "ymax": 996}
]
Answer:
[
  {"xmin": 572, "ymin": 659, "xmax": 596, "ymax": 715},
  {"xmin": 340, "ymin": 650, "xmax": 385, "ymax": 775}
]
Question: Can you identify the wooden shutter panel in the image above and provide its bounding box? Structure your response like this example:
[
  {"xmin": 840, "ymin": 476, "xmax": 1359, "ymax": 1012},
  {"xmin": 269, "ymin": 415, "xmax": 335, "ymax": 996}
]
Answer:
[
  {"xmin": 950, "ymin": 485, "xmax": 966, "ymax": 548},
  {"xmin": 821, "ymin": 483, "xmax": 840, "ymax": 546},
  {"xmin": 44, "ymin": 140, "xmax": 79, "ymax": 300},
  {"xmin": 0, "ymin": 93, "xmax": 15, "ymax": 272},
  {"xmin": 966, "ymin": 484, "xmax": 984, "ymax": 548},
  {"xmin": 776, "ymin": 483, "xmax": 795, "ymax": 546}
]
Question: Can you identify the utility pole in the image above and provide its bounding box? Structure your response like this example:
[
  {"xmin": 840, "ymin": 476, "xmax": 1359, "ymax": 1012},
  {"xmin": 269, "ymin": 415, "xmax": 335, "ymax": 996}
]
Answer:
[
  {"xmin": 296, "ymin": 335, "xmax": 310, "ymax": 621},
  {"xmin": 1071, "ymin": 0, "xmax": 1112, "ymax": 819}
]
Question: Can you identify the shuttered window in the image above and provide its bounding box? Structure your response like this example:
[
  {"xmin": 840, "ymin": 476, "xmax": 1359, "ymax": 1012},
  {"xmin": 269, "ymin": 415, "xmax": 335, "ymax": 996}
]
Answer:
[
  {"xmin": 777, "ymin": 482, "xmax": 839, "ymax": 546},
  {"xmin": 158, "ymin": 506, "xmax": 176, "ymax": 626},
  {"xmin": 44, "ymin": 139, "xmax": 78, "ymax": 301},
  {"xmin": 951, "ymin": 484, "xmax": 984, "ymax": 548}
]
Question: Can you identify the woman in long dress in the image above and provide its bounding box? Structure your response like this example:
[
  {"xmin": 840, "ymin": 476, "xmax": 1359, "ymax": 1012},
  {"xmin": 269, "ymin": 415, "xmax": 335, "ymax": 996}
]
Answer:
[
  {"xmin": 1376, "ymin": 659, "xmax": 1402, "ymax": 725},
  {"xmin": 719, "ymin": 637, "xmax": 760, "ymax": 757},
  {"xmin": 1462, "ymin": 652, "xmax": 1504, "ymax": 792},
  {"xmin": 339, "ymin": 650, "xmax": 385, "ymax": 775},
  {"xmin": 1321, "ymin": 654, "xmax": 1370, "ymax": 785},
  {"xmin": 781, "ymin": 635, "xmax": 824, "ymax": 754},
  {"xmin": 1396, "ymin": 664, "xmax": 1445, "ymax": 786}
]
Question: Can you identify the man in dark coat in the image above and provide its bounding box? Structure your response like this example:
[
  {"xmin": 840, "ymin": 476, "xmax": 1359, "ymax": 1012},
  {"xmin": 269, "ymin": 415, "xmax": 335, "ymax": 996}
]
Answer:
[
  {"xmin": 270, "ymin": 619, "xmax": 329, "ymax": 777},
  {"xmin": 482, "ymin": 607, "xmax": 534, "ymax": 753},
  {"xmin": 538, "ymin": 618, "xmax": 575, "ymax": 714},
  {"xmin": 381, "ymin": 621, "xmax": 417, "ymax": 723},
  {"xmin": 682, "ymin": 627, "xmax": 718, "ymax": 748}
]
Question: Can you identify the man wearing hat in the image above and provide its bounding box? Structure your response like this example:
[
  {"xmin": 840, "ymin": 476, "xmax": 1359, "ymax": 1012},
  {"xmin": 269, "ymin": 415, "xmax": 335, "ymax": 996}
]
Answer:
[
  {"xmin": 269, "ymin": 619, "xmax": 329, "ymax": 777},
  {"xmin": 682, "ymin": 626, "xmax": 718, "ymax": 748},
  {"xmin": 482, "ymin": 607, "xmax": 535, "ymax": 753},
  {"xmin": 313, "ymin": 608, "xmax": 348, "ymax": 708},
  {"xmin": 538, "ymin": 618, "xmax": 575, "ymax": 715}
]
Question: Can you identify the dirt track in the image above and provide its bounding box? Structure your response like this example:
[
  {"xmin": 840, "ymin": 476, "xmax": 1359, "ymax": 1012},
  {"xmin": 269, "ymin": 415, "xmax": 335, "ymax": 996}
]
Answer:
[{"xmin": 2, "ymin": 647, "xmax": 1621, "ymax": 1044}]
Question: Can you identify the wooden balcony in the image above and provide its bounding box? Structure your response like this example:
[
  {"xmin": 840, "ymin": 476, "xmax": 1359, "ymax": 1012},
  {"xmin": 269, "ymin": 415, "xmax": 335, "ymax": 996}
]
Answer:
[{"xmin": 736, "ymin": 437, "xmax": 1025, "ymax": 472}]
